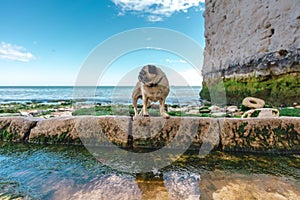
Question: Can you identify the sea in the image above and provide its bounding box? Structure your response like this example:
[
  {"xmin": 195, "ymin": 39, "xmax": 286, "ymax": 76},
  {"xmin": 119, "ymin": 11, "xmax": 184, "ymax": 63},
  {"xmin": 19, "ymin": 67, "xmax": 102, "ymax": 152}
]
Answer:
[{"xmin": 0, "ymin": 86, "xmax": 202, "ymax": 106}]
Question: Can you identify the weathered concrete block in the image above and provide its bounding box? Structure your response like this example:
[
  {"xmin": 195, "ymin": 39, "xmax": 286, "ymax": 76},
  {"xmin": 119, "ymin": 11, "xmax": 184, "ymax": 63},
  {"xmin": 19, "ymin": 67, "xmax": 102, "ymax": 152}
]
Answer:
[
  {"xmin": 0, "ymin": 117, "xmax": 38, "ymax": 142},
  {"xmin": 29, "ymin": 117, "xmax": 81, "ymax": 144},
  {"xmin": 130, "ymin": 117, "xmax": 219, "ymax": 150},
  {"xmin": 1, "ymin": 116, "xmax": 299, "ymax": 153},
  {"xmin": 25, "ymin": 116, "xmax": 220, "ymax": 150},
  {"xmin": 220, "ymin": 117, "xmax": 300, "ymax": 152}
]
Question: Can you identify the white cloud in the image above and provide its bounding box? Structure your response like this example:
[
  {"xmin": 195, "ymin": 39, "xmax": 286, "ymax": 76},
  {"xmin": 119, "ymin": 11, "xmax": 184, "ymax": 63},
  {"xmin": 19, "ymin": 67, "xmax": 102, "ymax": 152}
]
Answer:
[
  {"xmin": 166, "ymin": 58, "xmax": 187, "ymax": 63},
  {"xmin": 179, "ymin": 68, "xmax": 202, "ymax": 86},
  {"xmin": 112, "ymin": 0, "xmax": 205, "ymax": 21},
  {"xmin": 147, "ymin": 15, "xmax": 164, "ymax": 22},
  {"xmin": 0, "ymin": 42, "xmax": 35, "ymax": 62}
]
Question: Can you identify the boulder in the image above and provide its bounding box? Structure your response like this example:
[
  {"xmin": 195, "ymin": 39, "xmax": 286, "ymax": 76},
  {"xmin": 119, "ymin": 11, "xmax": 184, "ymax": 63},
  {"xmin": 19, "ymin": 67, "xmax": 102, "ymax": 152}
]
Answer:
[
  {"xmin": 211, "ymin": 112, "xmax": 227, "ymax": 118},
  {"xmin": 226, "ymin": 106, "xmax": 238, "ymax": 113},
  {"xmin": 186, "ymin": 109, "xmax": 199, "ymax": 115},
  {"xmin": 199, "ymin": 109, "xmax": 211, "ymax": 114},
  {"xmin": 209, "ymin": 106, "xmax": 225, "ymax": 113},
  {"xmin": 242, "ymin": 108, "xmax": 279, "ymax": 118},
  {"xmin": 242, "ymin": 97, "xmax": 265, "ymax": 109}
]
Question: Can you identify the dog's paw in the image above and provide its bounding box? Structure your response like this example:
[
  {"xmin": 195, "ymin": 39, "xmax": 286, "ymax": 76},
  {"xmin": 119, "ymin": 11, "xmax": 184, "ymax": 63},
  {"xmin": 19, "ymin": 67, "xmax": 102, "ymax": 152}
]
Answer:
[{"xmin": 162, "ymin": 113, "xmax": 170, "ymax": 119}]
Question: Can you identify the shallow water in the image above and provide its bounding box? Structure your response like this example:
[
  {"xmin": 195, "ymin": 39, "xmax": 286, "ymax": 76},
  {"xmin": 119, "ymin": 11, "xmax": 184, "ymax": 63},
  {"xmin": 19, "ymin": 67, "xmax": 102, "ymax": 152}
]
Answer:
[{"xmin": 0, "ymin": 142, "xmax": 299, "ymax": 200}]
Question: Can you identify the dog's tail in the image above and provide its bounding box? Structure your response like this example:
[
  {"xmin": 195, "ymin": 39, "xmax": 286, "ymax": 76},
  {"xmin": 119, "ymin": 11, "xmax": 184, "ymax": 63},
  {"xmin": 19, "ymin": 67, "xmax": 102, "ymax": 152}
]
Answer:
[{"xmin": 138, "ymin": 65, "xmax": 165, "ymax": 86}]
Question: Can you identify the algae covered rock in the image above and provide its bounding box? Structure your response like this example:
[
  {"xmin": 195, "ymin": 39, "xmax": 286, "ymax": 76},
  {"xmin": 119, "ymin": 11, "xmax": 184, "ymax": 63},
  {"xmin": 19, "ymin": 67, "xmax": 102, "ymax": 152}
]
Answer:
[
  {"xmin": 29, "ymin": 117, "xmax": 81, "ymax": 144},
  {"xmin": 220, "ymin": 117, "xmax": 300, "ymax": 152}
]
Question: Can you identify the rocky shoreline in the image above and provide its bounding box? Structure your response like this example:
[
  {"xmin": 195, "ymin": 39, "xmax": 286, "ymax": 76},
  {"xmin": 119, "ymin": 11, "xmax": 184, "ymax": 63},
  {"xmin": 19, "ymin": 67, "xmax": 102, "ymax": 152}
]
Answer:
[{"xmin": 1, "ymin": 98, "xmax": 300, "ymax": 119}]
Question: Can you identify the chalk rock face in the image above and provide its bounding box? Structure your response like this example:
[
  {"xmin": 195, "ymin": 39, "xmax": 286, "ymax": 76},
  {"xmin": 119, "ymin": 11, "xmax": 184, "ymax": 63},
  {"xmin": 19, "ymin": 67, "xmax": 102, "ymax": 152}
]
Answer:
[
  {"xmin": 201, "ymin": 0, "xmax": 300, "ymax": 105},
  {"xmin": 202, "ymin": 0, "xmax": 300, "ymax": 79},
  {"xmin": 242, "ymin": 97, "xmax": 265, "ymax": 109}
]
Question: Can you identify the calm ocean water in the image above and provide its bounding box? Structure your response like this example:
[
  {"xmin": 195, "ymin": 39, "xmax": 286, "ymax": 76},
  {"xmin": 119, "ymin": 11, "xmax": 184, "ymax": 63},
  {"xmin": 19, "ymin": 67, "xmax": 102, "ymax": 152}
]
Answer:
[{"xmin": 0, "ymin": 86, "xmax": 201, "ymax": 105}]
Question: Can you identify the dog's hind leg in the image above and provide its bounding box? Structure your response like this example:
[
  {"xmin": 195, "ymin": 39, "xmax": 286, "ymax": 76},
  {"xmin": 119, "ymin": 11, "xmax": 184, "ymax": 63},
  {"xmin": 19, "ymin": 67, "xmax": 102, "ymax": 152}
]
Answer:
[{"xmin": 139, "ymin": 99, "xmax": 151, "ymax": 116}]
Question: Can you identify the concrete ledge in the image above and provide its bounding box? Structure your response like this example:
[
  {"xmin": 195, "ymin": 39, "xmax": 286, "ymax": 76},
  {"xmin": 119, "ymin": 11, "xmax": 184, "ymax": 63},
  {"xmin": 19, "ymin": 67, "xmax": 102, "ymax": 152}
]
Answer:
[
  {"xmin": 220, "ymin": 117, "xmax": 300, "ymax": 152},
  {"xmin": 0, "ymin": 116, "xmax": 299, "ymax": 152}
]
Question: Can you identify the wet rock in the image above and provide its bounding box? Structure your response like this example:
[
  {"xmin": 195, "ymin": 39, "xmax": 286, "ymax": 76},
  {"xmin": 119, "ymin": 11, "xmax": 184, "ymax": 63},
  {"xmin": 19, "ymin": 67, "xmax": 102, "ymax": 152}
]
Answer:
[
  {"xmin": 135, "ymin": 174, "xmax": 168, "ymax": 200},
  {"xmin": 164, "ymin": 172, "xmax": 200, "ymax": 200},
  {"xmin": 200, "ymin": 171, "xmax": 300, "ymax": 200},
  {"xmin": 242, "ymin": 97, "xmax": 265, "ymax": 109},
  {"xmin": 69, "ymin": 175, "xmax": 141, "ymax": 200}
]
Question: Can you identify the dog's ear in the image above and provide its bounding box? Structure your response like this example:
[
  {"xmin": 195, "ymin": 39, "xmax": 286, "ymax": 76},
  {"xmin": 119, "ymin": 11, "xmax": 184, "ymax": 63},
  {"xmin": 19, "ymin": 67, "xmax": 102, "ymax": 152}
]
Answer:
[
  {"xmin": 148, "ymin": 65, "xmax": 158, "ymax": 74},
  {"xmin": 138, "ymin": 68, "xmax": 149, "ymax": 83}
]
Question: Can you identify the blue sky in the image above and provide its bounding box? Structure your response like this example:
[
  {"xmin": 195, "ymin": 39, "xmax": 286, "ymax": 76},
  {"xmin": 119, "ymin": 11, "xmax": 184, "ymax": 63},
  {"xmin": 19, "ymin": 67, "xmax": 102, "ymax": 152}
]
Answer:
[{"xmin": 0, "ymin": 0, "xmax": 205, "ymax": 86}]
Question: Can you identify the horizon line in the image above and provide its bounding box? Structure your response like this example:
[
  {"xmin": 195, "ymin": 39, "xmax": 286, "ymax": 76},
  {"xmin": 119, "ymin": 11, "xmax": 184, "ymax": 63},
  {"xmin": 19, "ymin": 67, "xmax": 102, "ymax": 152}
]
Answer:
[{"xmin": 0, "ymin": 85, "xmax": 202, "ymax": 87}]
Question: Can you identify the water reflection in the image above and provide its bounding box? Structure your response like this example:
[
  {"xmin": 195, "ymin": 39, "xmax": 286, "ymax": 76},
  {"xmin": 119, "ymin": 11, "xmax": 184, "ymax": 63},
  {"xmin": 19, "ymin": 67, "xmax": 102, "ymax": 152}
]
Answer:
[{"xmin": 0, "ymin": 142, "xmax": 299, "ymax": 199}]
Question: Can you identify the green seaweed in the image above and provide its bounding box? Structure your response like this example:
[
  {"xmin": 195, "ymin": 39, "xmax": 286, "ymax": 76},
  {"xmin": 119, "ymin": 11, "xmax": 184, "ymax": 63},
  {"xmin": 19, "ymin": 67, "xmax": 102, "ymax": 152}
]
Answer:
[
  {"xmin": 279, "ymin": 108, "xmax": 300, "ymax": 117},
  {"xmin": 251, "ymin": 110, "xmax": 261, "ymax": 118},
  {"xmin": 237, "ymin": 122, "xmax": 248, "ymax": 135},
  {"xmin": 0, "ymin": 128, "xmax": 19, "ymax": 142},
  {"xmin": 200, "ymin": 73, "xmax": 300, "ymax": 106}
]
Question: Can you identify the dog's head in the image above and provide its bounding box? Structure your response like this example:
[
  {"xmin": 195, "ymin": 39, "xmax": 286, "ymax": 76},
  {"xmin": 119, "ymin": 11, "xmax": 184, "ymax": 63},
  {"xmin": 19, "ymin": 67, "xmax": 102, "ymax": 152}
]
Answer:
[{"xmin": 138, "ymin": 65, "xmax": 168, "ymax": 87}]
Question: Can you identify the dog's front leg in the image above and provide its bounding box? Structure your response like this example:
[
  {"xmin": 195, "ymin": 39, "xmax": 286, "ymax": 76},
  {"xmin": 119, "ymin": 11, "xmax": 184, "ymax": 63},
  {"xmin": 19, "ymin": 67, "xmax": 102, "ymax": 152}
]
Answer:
[
  {"xmin": 142, "ymin": 95, "xmax": 150, "ymax": 117},
  {"xmin": 132, "ymin": 100, "xmax": 139, "ymax": 118},
  {"xmin": 159, "ymin": 98, "xmax": 169, "ymax": 119}
]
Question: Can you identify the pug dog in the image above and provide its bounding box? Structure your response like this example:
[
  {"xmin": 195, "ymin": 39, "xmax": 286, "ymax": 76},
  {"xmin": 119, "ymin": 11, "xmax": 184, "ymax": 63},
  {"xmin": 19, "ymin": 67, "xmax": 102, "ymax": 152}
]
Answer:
[{"xmin": 132, "ymin": 65, "xmax": 170, "ymax": 119}]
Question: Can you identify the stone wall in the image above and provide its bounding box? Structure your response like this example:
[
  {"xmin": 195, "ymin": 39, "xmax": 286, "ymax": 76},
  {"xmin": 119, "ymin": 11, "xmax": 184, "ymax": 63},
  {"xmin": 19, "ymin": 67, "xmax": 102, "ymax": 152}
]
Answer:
[
  {"xmin": 1, "ymin": 116, "xmax": 299, "ymax": 153},
  {"xmin": 201, "ymin": 0, "xmax": 300, "ymax": 105}
]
